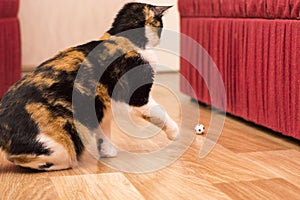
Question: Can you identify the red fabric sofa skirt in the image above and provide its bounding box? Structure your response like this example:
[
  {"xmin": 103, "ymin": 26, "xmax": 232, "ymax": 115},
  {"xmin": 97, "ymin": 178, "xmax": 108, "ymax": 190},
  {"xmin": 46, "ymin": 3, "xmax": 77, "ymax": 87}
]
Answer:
[
  {"xmin": 180, "ymin": 17, "xmax": 300, "ymax": 139},
  {"xmin": 0, "ymin": 18, "xmax": 21, "ymax": 98},
  {"xmin": 178, "ymin": 0, "xmax": 300, "ymax": 19},
  {"xmin": 0, "ymin": 0, "xmax": 21, "ymax": 98}
]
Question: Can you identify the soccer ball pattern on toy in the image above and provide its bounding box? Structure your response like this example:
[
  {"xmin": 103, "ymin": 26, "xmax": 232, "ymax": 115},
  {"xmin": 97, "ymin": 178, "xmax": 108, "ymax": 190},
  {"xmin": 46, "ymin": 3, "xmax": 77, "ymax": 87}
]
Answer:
[{"xmin": 195, "ymin": 124, "xmax": 205, "ymax": 134}]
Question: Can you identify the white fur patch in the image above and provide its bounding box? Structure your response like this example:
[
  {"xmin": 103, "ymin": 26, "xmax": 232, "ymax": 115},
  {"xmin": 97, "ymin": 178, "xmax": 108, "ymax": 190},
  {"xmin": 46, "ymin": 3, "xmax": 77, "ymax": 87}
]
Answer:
[
  {"xmin": 133, "ymin": 97, "xmax": 159, "ymax": 116},
  {"xmin": 111, "ymin": 100, "xmax": 131, "ymax": 116},
  {"xmin": 137, "ymin": 48, "xmax": 158, "ymax": 71},
  {"xmin": 133, "ymin": 97, "xmax": 180, "ymax": 140},
  {"xmin": 145, "ymin": 26, "xmax": 160, "ymax": 48},
  {"xmin": 18, "ymin": 134, "xmax": 76, "ymax": 171},
  {"xmin": 98, "ymin": 137, "xmax": 118, "ymax": 158}
]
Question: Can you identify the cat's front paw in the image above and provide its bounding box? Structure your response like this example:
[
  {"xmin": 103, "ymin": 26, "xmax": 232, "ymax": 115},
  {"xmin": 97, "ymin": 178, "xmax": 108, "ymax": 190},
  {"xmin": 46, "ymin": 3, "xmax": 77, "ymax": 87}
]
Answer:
[
  {"xmin": 165, "ymin": 120, "xmax": 180, "ymax": 141},
  {"xmin": 98, "ymin": 139, "xmax": 118, "ymax": 158},
  {"xmin": 100, "ymin": 146, "xmax": 118, "ymax": 158}
]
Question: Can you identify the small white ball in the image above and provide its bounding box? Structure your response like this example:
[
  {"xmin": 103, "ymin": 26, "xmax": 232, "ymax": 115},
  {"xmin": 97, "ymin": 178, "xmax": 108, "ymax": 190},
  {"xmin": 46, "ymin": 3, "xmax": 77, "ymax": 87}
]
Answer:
[{"xmin": 195, "ymin": 124, "xmax": 205, "ymax": 135}]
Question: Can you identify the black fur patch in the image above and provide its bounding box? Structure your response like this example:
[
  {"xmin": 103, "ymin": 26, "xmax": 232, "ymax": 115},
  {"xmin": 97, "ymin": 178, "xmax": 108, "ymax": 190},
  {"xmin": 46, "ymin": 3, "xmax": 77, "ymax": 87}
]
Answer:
[
  {"xmin": 97, "ymin": 138, "xmax": 103, "ymax": 153},
  {"xmin": 107, "ymin": 3, "xmax": 165, "ymax": 48},
  {"xmin": 108, "ymin": 3, "xmax": 148, "ymax": 48},
  {"xmin": 74, "ymin": 41, "xmax": 103, "ymax": 56},
  {"xmin": 72, "ymin": 88, "xmax": 106, "ymax": 131},
  {"xmin": 63, "ymin": 122, "xmax": 84, "ymax": 158},
  {"xmin": 0, "ymin": 84, "xmax": 53, "ymax": 156},
  {"xmin": 39, "ymin": 162, "xmax": 54, "ymax": 169}
]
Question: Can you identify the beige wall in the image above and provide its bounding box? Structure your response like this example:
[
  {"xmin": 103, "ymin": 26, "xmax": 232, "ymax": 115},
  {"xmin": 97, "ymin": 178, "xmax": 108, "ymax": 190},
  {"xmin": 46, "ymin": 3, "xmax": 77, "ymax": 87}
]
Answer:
[{"xmin": 19, "ymin": 0, "xmax": 180, "ymax": 71}]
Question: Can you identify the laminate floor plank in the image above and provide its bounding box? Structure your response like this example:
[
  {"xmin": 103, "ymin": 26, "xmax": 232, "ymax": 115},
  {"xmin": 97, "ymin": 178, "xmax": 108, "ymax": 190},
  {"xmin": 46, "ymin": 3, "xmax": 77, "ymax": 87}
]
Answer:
[
  {"xmin": 214, "ymin": 178, "xmax": 300, "ymax": 200},
  {"xmin": 240, "ymin": 149, "xmax": 300, "ymax": 187},
  {"xmin": 50, "ymin": 173, "xmax": 145, "ymax": 200}
]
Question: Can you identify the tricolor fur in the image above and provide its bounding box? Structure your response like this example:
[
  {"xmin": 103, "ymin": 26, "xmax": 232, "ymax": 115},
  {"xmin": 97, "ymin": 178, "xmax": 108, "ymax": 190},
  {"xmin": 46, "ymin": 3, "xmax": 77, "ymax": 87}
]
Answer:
[{"xmin": 0, "ymin": 3, "xmax": 178, "ymax": 171}]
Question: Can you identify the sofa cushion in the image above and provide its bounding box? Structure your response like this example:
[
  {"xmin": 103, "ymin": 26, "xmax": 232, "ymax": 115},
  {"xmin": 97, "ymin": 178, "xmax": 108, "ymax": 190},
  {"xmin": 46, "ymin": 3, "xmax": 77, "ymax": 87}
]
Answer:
[
  {"xmin": 178, "ymin": 0, "xmax": 300, "ymax": 19},
  {"xmin": 0, "ymin": 0, "xmax": 19, "ymax": 18}
]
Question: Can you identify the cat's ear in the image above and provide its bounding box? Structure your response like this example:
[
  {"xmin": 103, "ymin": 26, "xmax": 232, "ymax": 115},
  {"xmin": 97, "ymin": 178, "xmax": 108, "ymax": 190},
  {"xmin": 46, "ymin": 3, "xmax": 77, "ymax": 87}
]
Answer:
[{"xmin": 151, "ymin": 5, "xmax": 173, "ymax": 17}]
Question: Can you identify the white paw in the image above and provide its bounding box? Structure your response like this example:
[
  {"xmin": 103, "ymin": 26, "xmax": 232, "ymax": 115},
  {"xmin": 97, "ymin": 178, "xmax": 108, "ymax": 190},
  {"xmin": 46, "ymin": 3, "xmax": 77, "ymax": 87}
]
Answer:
[
  {"xmin": 165, "ymin": 120, "xmax": 180, "ymax": 141},
  {"xmin": 98, "ymin": 140, "xmax": 118, "ymax": 158}
]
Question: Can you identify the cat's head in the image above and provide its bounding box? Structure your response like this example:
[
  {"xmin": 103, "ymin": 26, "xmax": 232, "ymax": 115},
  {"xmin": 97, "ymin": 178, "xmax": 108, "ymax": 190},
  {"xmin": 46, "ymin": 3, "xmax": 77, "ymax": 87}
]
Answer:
[{"xmin": 107, "ymin": 2, "xmax": 172, "ymax": 48}]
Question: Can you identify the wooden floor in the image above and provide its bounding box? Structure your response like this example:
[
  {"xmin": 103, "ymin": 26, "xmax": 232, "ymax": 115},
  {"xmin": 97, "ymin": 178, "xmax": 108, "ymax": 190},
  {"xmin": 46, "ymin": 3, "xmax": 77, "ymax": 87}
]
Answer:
[{"xmin": 0, "ymin": 73, "xmax": 299, "ymax": 200}]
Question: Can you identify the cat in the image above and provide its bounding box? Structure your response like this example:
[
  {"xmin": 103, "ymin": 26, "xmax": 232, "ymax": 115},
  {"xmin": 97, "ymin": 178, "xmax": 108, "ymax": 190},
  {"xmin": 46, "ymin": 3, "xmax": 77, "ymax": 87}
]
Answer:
[{"xmin": 0, "ymin": 2, "xmax": 179, "ymax": 171}]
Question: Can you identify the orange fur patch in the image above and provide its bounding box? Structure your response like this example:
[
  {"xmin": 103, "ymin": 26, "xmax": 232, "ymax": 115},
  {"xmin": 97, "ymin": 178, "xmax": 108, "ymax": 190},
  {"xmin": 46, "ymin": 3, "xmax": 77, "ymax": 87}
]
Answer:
[
  {"xmin": 10, "ymin": 48, "xmax": 86, "ymax": 93},
  {"xmin": 146, "ymin": 17, "xmax": 161, "ymax": 27},
  {"xmin": 25, "ymin": 103, "xmax": 77, "ymax": 162},
  {"xmin": 96, "ymin": 83, "xmax": 111, "ymax": 109},
  {"xmin": 48, "ymin": 50, "xmax": 85, "ymax": 72},
  {"xmin": 99, "ymin": 36, "xmax": 136, "ymax": 61},
  {"xmin": 99, "ymin": 32, "xmax": 111, "ymax": 41},
  {"xmin": 7, "ymin": 154, "xmax": 37, "ymax": 164},
  {"xmin": 10, "ymin": 72, "xmax": 58, "ymax": 92},
  {"xmin": 125, "ymin": 50, "xmax": 139, "ymax": 58}
]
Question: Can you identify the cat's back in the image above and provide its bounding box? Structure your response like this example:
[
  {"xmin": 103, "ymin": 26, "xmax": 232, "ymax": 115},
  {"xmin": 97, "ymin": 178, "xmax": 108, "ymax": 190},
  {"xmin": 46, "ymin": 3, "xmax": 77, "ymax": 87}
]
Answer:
[{"xmin": 0, "ymin": 37, "xmax": 142, "ymax": 127}]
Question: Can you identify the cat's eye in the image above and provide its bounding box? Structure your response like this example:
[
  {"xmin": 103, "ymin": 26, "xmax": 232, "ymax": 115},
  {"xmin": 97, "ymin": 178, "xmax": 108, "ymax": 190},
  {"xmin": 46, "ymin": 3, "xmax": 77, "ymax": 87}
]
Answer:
[{"xmin": 149, "ymin": 19, "xmax": 161, "ymax": 27}]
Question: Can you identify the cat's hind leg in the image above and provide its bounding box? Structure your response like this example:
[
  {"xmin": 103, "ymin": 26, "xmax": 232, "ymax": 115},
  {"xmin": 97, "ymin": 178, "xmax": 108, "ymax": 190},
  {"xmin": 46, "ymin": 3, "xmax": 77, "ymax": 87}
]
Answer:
[
  {"xmin": 96, "ymin": 108, "xmax": 118, "ymax": 158},
  {"xmin": 7, "ymin": 133, "xmax": 76, "ymax": 171},
  {"xmin": 133, "ymin": 97, "xmax": 179, "ymax": 140}
]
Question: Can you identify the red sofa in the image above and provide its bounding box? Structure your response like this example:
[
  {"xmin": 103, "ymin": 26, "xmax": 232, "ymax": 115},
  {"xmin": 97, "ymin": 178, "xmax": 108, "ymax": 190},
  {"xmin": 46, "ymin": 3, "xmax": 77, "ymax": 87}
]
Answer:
[
  {"xmin": 0, "ymin": 0, "xmax": 21, "ymax": 98},
  {"xmin": 179, "ymin": 0, "xmax": 300, "ymax": 140}
]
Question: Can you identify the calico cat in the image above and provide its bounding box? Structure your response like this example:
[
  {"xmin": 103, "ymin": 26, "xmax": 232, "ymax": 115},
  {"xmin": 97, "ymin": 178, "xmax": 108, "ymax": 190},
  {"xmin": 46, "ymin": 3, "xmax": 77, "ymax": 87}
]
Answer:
[{"xmin": 0, "ymin": 3, "xmax": 179, "ymax": 171}]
